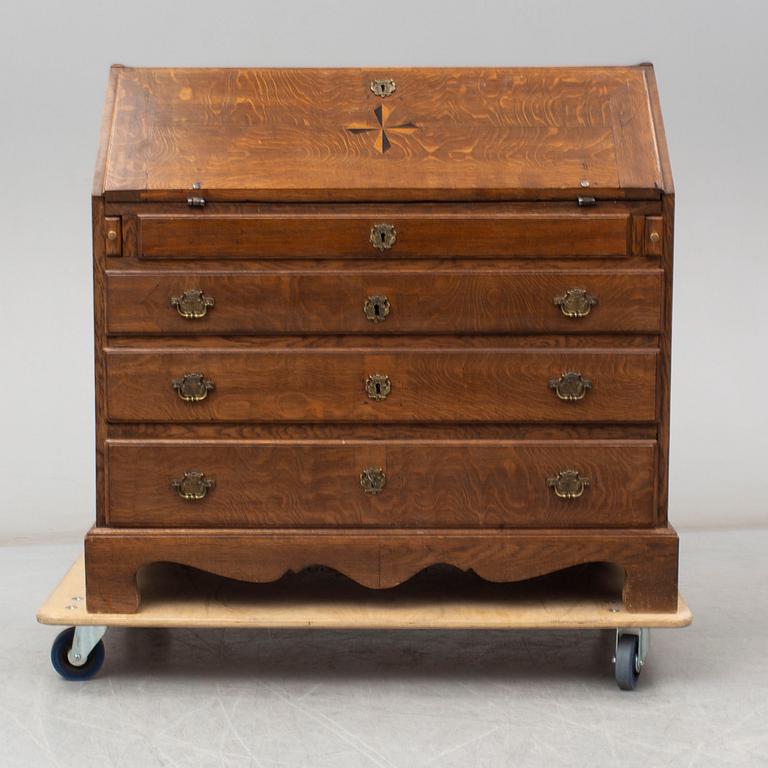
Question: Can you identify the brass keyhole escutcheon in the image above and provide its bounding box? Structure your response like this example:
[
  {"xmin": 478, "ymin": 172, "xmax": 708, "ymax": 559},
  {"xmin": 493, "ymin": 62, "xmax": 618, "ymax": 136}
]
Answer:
[
  {"xmin": 360, "ymin": 466, "xmax": 386, "ymax": 494},
  {"xmin": 370, "ymin": 223, "xmax": 396, "ymax": 251},
  {"xmin": 554, "ymin": 288, "xmax": 597, "ymax": 319},
  {"xmin": 170, "ymin": 289, "xmax": 215, "ymax": 319},
  {"xmin": 547, "ymin": 469, "xmax": 591, "ymax": 500},
  {"xmin": 549, "ymin": 371, "xmax": 593, "ymax": 401},
  {"xmin": 365, "ymin": 374, "xmax": 391, "ymax": 401},
  {"xmin": 172, "ymin": 372, "xmax": 215, "ymax": 402},
  {"xmin": 171, "ymin": 471, "xmax": 215, "ymax": 501},
  {"xmin": 363, "ymin": 295, "xmax": 391, "ymax": 323},
  {"xmin": 370, "ymin": 78, "xmax": 396, "ymax": 97}
]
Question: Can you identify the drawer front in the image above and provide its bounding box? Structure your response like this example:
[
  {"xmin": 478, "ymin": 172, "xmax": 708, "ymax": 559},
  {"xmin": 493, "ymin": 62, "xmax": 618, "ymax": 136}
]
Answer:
[
  {"xmin": 106, "ymin": 349, "xmax": 657, "ymax": 423},
  {"xmin": 134, "ymin": 209, "xmax": 638, "ymax": 260},
  {"xmin": 106, "ymin": 270, "xmax": 663, "ymax": 335},
  {"xmin": 106, "ymin": 440, "xmax": 657, "ymax": 528}
]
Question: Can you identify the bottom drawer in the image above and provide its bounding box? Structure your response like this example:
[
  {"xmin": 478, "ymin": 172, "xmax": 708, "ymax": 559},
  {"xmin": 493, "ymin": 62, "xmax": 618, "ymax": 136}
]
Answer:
[{"xmin": 106, "ymin": 440, "xmax": 657, "ymax": 528}]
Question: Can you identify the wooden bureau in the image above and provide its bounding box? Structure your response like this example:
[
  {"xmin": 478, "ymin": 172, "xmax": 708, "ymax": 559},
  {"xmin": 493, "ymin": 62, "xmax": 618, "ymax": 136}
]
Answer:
[{"xmin": 85, "ymin": 65, "xmax": 678, "ymax": 613}]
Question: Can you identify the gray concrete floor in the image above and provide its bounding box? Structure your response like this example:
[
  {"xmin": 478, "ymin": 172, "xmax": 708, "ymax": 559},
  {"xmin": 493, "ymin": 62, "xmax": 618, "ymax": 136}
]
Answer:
[{"xmin": 1, "ymin": 530, "xmax": 766, "ymax": 768}]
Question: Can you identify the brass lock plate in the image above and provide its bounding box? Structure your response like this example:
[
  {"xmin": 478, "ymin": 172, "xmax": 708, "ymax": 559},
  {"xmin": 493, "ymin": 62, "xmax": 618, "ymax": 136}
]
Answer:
[
  {"xmin": 370, "ymin": 223, "xmax": 397, "ymax": 251},
  {"xmin": 360, "ymin": 466, "xmax": 386, "ymax": 494},
  {"xmin": 363, "ymin": 295, "xmax": 391, "ymax": 322},
  {"xmin": 370, "ymin": 78, "xmax": 396, "ymax": 97},
  {"xmin": 365, "ymin": 374, "xmax": 391, "ymax": 401}
]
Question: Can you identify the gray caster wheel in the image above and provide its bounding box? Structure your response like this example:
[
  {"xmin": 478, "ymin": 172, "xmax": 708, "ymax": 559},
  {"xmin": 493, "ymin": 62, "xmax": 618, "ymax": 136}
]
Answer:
[{"xmin": 614, "ymin": 633, "xmax": 641, "ymax": 690}]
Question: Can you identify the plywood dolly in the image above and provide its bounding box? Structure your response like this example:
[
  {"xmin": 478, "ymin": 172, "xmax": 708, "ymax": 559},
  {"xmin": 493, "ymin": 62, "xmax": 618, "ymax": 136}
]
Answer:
[{"xmin": 38, "ymin": 557, "xmax": 692, "ymax": 690}]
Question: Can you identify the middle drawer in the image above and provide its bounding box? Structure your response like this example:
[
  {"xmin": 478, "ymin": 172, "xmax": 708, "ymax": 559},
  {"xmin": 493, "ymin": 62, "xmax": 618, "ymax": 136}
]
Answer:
[
  {"xmin": 105, "ymin": 269, "xmax": 663, "ymax": 336},
  {"xmin": 106, "ymin": 348, "xmax": 658, "ymax": 423}
]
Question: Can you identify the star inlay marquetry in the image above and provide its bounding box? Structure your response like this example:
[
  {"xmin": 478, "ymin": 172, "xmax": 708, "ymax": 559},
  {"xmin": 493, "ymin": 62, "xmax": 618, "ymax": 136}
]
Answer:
[{"xmin": 345, "ymin": 103, "xmax": 418, "ymax": 154}]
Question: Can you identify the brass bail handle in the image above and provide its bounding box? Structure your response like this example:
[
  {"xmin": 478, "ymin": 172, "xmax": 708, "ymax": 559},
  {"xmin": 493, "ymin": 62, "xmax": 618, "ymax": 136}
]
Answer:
[
  {"xmin": 547, "ymin": 469, "xmax": 591, "ymax": 500},
  {"xmin": 549, "ymin": 371, "xmax": 593, "ymax": 401},
  {"xmin": 170, "ymin": 289, "xmax": 215, "ymax": 319},
  {"xmin": 172, "ymin": 372, "xmax": 215, "ymax": 402},
  {"xmin": 554, "ymin": 288, "xmax": 597, "ymax": 318},
  {"xmin": 171, "ymin": 471, "xmax": 215, "ymax": 501}
]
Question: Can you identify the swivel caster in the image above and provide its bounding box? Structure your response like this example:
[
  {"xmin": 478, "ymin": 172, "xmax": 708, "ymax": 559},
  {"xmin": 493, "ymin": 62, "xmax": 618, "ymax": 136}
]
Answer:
[
  {"xmin": 50, "ymin": 626, "xmax": 107, "ymax": 681},
  {"xmin": 614, "ymin": 628, "xmax": 649, "ymax": 691}
]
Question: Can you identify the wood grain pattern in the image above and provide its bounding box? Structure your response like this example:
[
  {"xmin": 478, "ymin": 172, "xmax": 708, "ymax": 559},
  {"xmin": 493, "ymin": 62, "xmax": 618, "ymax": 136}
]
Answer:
[
  {"xmin": 85, "ymin": 64, "xmax": 678, "ymax": 616},
  {"xmin": 83, "ymin": 526, "xmax": 679, "ymax": 614},
  {"xmin": 105, "ymin": 348, "xmax": 658, "ymax": 423},
  {"xmin": 135, "ymin": 209, "xmax": 636, "ymax": 259},
  {"xmin": 105, "ymin": 439, "xmax": 657, "ymax": 528},
  {"xmin": 97, "ymin": 66, "xmax": 667, "ymax": 202},
  {"xmin": 106, "ymin": 269, "xmax": 663, "ymax": 335}
]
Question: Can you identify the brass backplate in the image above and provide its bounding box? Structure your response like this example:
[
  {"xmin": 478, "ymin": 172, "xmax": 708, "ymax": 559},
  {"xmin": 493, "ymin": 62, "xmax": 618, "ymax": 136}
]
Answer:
[
  {"xmin": 554, "ymin": 288, "xmax": 597, "ymax": 318},
  {"xmin": 360, "ymin": 466, "xmax": 386, "ymax": 494},
  {"xmin": 171, "ymin": 471, "xmax": 214, "ymax": 501},
  {"xmin": 547, "ymin": 469, "xmax": 591, "ymax": 500},
  {"xmin": 172, "ymin": 372, "xmax": 215, "ymax": 402},
  {"xmin": 549, "ymin": 371, "xmax": 593, "ymax": 401},
  {"xmin": 170, "ymin": 289, "xmax": 215, "ymax": 319}
]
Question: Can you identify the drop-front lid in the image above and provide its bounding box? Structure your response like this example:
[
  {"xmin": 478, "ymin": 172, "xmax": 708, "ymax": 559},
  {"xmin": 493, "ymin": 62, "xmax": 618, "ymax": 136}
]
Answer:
[{"xmin": 95, "ymin": 65, "xmax": 672, "ymax": 202}]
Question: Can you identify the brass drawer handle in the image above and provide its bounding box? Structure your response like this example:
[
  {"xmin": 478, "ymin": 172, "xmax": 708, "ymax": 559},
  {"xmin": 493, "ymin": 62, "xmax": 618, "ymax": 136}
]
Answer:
[
  {"xmin": 170, "ymin": 289, "xmax": 215, "ymax": 319},
  {"xmin": 549, "ymin": 371, "xmax": 592, "ymax": 401},
  {"xmin": 360, "ymin": 466, "xmax": 386, "ymax": 494},
  {"xmin": 172, "ymin": 372, "xmax": 215, "ymax": 402},
  {"xmin": 554, "ymin": 288, "xmax": 597, "ymax": 318},
  {"xmin": 366, "ymin": 374, "xmax": 391, "ymax": 401},
  {"xmin": 172, "ymin": 471, "xmax": 214, "ymax": 500},
  {"xmin": 547, "ymin": 469, "xmax": 591, "ymax": 500},
  {"xmin": 370, "ymin": 223, "xmax": 396, "ymax": 251},
  {"xmin": 363, "ymin": 295, "xmax": 391, "ymax": 322}
]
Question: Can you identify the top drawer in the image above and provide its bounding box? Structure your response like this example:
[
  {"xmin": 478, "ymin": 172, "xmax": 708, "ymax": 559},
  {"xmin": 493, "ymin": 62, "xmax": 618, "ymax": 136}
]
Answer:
[{"xmin": 126, "ymin": 204, "xmax": 654, "ymax": 260}]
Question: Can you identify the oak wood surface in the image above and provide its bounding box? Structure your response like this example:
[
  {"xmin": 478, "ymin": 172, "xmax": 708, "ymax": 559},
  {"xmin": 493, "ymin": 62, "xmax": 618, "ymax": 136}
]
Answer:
[
  {"xmin": 97, "ymin": 66, "xmax": 668, "ymax": 202},
  {"xmin": 106, "ymin": 269, "xmax": 663, "ymax": 336},
  {"xmin": 105, "ymin": 439, "xmax": 657, "ymax": 529},
  {"xmin": 105, "ymin": 348, "xmax": 658, "ymax": 423},
  {"xmin": 85, "ymin": 64, "xmax": 678, "ymax": 615},
  {"xmin": 84, "ymin": 526, "xmax": 679, "ymax": 614},
  {"xmin": 134, "ymin": 209, "xmax": 636, "ymax": 260}
]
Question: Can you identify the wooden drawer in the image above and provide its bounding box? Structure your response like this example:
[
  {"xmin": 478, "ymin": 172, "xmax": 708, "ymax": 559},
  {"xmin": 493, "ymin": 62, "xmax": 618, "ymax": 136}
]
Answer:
[
  {"xmin": 106, "ymin": 440, "xmax": 658, "ymax": 528},
  {"xmin": 130, "ymin": 205, "xmax": 644, "ymax": 260},
  {"xmin": 106, "ymin": 349, "xmax": 657, "ymax": 423},
  {"xmin": 106, "ymin": 269, "xmax": 663, "ymax": 335}
]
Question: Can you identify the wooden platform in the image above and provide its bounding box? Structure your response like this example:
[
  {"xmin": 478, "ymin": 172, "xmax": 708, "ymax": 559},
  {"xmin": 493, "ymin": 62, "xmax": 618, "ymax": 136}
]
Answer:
[{"xmin": 37, "ymin": 557, "xmax": 692, "ymax": 630}]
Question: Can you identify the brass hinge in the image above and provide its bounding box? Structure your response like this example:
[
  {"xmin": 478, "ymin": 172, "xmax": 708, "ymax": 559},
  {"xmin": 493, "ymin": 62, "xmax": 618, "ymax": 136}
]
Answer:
[{"xmin": 577, "ymin": 196, "xmax": 597, "ymax": 207}]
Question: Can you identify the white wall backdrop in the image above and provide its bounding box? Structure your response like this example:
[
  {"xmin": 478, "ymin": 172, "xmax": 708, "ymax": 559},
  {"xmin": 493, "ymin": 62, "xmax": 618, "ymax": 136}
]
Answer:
[{"xmin": 1, "ymin": 0, "xmax": 766, "ymax": 538}]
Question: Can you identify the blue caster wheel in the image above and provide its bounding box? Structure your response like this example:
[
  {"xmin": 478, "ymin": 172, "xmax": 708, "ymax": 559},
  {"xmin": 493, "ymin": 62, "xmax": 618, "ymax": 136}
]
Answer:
[
  {"xmin": 614, "ymin": 633, "xmax": 640, "ymax": 691},
  {"xmin": 50, "ymin": 627, "xmax": 105, "ymax": 681}
]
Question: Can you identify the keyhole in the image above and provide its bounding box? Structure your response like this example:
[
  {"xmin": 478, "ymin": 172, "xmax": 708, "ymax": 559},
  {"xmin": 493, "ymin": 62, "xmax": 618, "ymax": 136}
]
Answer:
[
  {"xmin": 375, "ymin": 382, "xmax": 382, "ymax": 395},
  {"xmin": 374, "ymin": 303, "xmax": 381, "ymax": 317},
  {"xmin": 379, "ymin": 232, "xmax": 386, "ymax": 245}
]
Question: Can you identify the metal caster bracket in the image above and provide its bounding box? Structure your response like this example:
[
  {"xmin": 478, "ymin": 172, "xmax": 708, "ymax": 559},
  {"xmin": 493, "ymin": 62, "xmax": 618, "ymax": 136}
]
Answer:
[
  {"xmin": 615, "ymin": 627, "xmax": 650, "ymax": 671},
  {"xmin": 67, "ymin": 625, "xmax": 108, "ymax": 667}
]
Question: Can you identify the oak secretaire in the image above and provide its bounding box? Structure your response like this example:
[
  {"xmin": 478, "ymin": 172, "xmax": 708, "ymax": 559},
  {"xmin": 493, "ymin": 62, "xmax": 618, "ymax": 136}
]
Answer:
[{"xmin": 86, "ymin": 65, "xmax": 677, "ymax": 613}]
